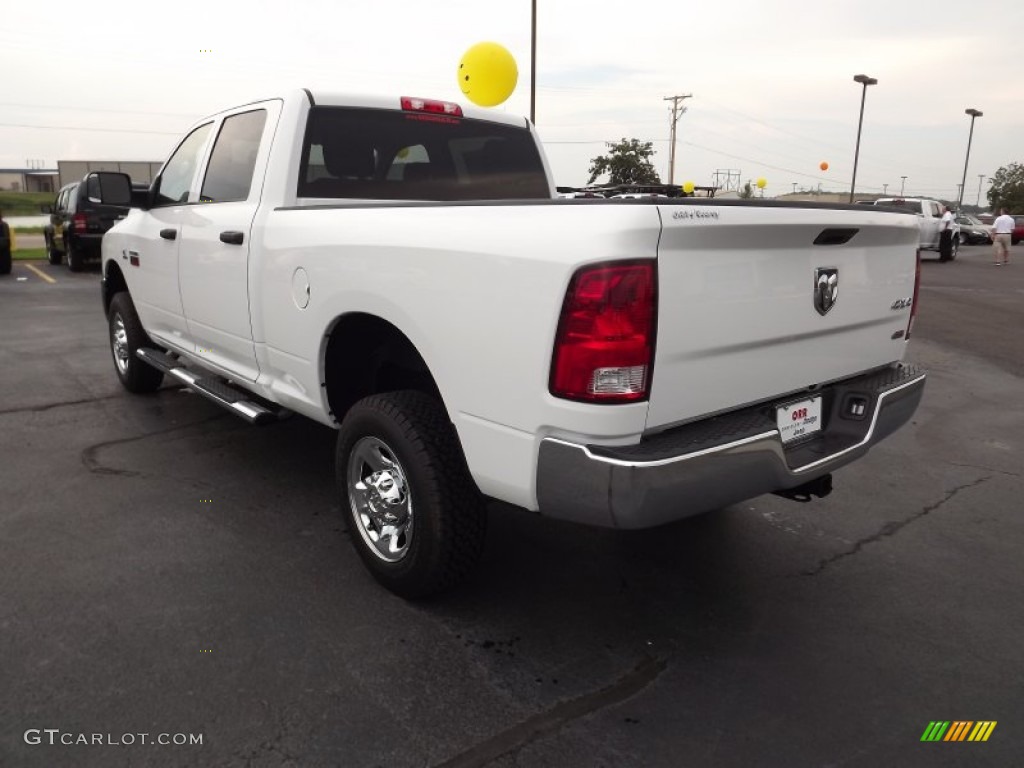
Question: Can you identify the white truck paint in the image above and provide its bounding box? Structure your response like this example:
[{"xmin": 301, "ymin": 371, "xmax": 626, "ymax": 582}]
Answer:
[{"xmin": 97, "ymin": 90, "xmax": 926, "ymax": 596}]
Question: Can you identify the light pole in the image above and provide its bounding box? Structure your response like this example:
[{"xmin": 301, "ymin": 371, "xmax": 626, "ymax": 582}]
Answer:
[
  {"xmin": 957, "ymin": 108, "xmax": 983, "ymax": 209},
  {"xmin": 900, "ymin": 175, "xmax": 907, "ymax": 196},
  {"xmin": 849, "ymin": 74, "xmax": 878, "ymax": 203},
  {"xmin": 976, "ymin": 174, "xmax": 986, "ymax": 208},
  {"xmin": 530, "ymin": 0, "xmax": 537, "ymax": 124},
  {"xmin": 883, "ymin": 183, "xmax": 888, "ymax": 195}
]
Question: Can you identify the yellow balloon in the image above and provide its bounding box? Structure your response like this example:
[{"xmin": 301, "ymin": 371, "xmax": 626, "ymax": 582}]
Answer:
[
  {"xmin": 756, "ymin": 177, "xmax": 767, "ymax": 189},
  {"xmin": 458, "ymin": 42, "xmax": 518, "ymax": 107},
  {"xmin": 682, "ymin": 181, "xmax": 695, "ymax": 194}
]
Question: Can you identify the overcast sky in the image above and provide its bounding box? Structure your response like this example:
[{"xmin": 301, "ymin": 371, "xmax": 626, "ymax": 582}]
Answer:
[{"xmin": 2, "ymin": 0, "xmax": 1021, "ymax": 201}]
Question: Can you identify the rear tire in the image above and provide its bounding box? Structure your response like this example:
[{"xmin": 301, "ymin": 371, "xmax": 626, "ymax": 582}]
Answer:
[
  {"xmin": 336, "ymin": 391, "xmax": 486, "ymax": 598},
  {"xmin": 108, "ymin": 292, "xmax": 164, "ymax": 393},
  {"xmin": 66, "ymin": 238, "xmax": 83, "ymax": 272}
]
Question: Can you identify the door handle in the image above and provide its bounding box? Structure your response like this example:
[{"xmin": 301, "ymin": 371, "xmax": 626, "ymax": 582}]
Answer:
[
  {"xmin": 160, "ymin": 228, "xmax": 177, "ymax": 240},
  {"xmin": 219, "ymin": 231, "xmax": 244, "ymax": 245}
]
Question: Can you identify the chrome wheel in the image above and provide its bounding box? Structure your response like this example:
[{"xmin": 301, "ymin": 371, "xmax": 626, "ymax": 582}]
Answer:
[
  {"xmin": 111, "ymin": 312, "xmax": 130, "ymax": 375},
  {"xmin": 347, "ymin": 436, "xmax": 413, "ymax": 562}
]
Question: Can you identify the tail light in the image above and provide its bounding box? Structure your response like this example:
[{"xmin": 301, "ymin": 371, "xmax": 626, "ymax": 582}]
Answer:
[
  {"xmin": 906, "ymin": 248, "xmax": 921, "ymax": 339},
  {"xmin": 400, "ymin": 97, "xmax": 463, "ymax": 117},
  {"xmin": 72, "ymin": 213, "xmax": 87, "ymax": 232},
  {"xmin": 550, "ymin": 260, "xmax": 657, "ymax": 403}
]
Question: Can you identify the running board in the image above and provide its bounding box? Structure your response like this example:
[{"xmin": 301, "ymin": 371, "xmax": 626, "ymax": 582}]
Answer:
[{"xmin": 136, "ymin": 348, "xmax": 277, "ymax": 426}]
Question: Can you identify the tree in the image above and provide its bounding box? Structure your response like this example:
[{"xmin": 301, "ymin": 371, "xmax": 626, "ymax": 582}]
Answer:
[
  {"xmin": 587, "ymin": 139, "xmax": 661, "ymax": 185},
  {"xmin": 738, "ymin": 181, "xmax": 754, "ymax": 199},
  {"xmin": 987, "ymin": 162, "xmax": 1024, "ymax": 212}
]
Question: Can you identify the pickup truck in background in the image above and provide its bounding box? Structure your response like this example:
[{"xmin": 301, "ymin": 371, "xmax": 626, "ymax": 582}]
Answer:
[
  {"xmin": 92, "ymin": 89, "xmax": 926, "ymax": 597},
  {"xmin": 870, "ymin": 197, "xmax": 960, "ymax": 261}
]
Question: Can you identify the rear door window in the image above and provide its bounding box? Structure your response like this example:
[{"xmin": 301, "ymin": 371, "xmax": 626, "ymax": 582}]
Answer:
[
  {"xmin": 200, "ymin": 109, "xmax": 268, "ymax": 203},
  {"xmin": 298, "ymin": 106, "xmax": 549, "ymax": 201}
]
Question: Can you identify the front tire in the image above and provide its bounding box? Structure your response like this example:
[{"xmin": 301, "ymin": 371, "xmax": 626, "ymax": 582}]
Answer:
[
  {"xmin": 108, "ymin": 292, "xmax": 164, "ymax": 393},
  {"xmin": 46, "ymin": 234, "xmax": 62, "ymax": 265},
  {"xmin": 336, "ymin": 391, "xmax": 486, "ymax": 598}
]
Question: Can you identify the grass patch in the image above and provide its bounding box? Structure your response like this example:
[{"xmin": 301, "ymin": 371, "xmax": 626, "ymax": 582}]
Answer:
[
  {"xmin": 13, "ymin": 226, "xmax": 47, "ymax": 234},
  {"xmin": 13, "ymin": 248, "xmax": 47, "ymax": 260},
  {"xmin": 0, "ymin": 191, "xmax": 53, "ymax": 216}
]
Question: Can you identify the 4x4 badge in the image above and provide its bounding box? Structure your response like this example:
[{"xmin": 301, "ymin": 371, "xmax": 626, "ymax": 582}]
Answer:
[{"xmin": 814, "ymin": 267, "xmax": 839, "ymax": 316}]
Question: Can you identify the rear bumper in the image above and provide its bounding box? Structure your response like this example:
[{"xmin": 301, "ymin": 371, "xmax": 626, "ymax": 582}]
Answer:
[{"xmin": 536, "ymin": 364, "xmax": 925, "ymax": 529}]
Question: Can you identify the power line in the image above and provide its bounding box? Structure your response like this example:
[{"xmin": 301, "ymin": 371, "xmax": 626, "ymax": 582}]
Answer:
[{"xmin": 0, "ymin": 122, "xmax": 183, "ymax": 136}]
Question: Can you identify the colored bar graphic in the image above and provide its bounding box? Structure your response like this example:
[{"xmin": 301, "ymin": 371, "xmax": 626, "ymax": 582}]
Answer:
[
  {"xmin": 921, "ymin": 721, "xmax": 996, "ymax": 742},
  {"xmin": 944, "ymin": 721, "xmax": 972, "ymax": 741},
  {"xmin": 921, "ymin": 721, "xmax": 950, "ymax": 741},
  {"xmin": 968, "ymin": 722, "xmax": 997, "ymax": 742}
]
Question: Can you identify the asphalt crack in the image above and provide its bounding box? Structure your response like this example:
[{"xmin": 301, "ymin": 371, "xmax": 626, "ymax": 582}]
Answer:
[
  {"xmin": 801, "ymin": 475, "xmax": 992, "ymax": 576},
  {"xmin": 0, "ymin": 393, "xmax": 124, "ymax": 416},
  {"xmin": 81, "ymin": 414, "xmax": 226, "ymax": 477},
  {"xmin": 431, "ymin": 655, "xmax": 666, "ymax": 768}
]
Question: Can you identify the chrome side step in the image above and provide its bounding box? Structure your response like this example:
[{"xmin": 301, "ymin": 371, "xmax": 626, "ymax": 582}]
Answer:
[{"xmin": 136, "ymin": 348, "xmax": 277, "ymax": 426}]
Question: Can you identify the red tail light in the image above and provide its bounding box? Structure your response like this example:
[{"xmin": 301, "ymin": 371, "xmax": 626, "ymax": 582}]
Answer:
[
  {"xmin": 400, "ymin": 97, "xmax": 463, "ymax": 117},
  {"xmin": 550, "ymin": 260, "xmax": 657, "ymax": 403},
  {"xmin": 72, "ymin": 213, "xmax": 87, "ymax": 232},
  {"xmin": 906, "ymin": 248, "xmax": 921, "ymax": 339}
]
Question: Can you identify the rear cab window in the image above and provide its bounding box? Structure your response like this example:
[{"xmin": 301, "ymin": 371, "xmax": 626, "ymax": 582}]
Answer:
[{"xmin": 297, "ymin": 106, "xmax": 550, "ymax": 201}]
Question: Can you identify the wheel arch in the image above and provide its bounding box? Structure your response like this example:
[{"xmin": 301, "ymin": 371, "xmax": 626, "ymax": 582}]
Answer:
[
  {"xmin": 322, "ymin": 312, "xmax": 446, "ymax": 426},
  {"xmin": 102, "ymin": 260, "xmax": 128, "ymax": 315}
]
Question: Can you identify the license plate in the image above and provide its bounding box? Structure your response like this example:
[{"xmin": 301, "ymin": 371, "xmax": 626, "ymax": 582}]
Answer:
[{"xmin": 776, "ymin": 396, "xmax": 823, "ymax": 443}]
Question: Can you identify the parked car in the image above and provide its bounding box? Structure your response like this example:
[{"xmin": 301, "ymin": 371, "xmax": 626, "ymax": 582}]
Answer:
[
  {"xmin": 955, "ymin": 214, "xmax": 993, "ymax": 245},
  {"xmin": 1014, "ymin": 215, "xmax": 1024, "ymax": 246},
  {"xmin": 42, "ymin": 178, "xmax": 137, "ymax": 271}
]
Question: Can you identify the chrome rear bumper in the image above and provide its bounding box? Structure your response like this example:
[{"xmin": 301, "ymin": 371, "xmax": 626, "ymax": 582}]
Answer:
[{"xmin": 536, "ymin": 364, "xmax": 925, "ymax": 529}]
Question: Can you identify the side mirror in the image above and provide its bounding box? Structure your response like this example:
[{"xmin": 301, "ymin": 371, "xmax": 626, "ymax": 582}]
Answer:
[{"xmin": 84, "ymin": 171, "xmax": 133, "ymax": 206}]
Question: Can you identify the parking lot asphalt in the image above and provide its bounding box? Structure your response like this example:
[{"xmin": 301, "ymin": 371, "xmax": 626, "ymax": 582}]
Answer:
[{"xmin": 1, "ymin": 246, "xmax": 1022, "ymax": 768}]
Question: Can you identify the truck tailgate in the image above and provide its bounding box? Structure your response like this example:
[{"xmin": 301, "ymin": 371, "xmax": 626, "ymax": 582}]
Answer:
[{"xmin": 647, "ymin": 203, "xmax": 920, "ymax": 430}]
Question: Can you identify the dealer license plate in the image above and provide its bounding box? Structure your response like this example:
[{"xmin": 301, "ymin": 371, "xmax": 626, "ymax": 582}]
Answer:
[{"xmin": 776, "ymin": 396, "xmax": 823, "ymax": 444}]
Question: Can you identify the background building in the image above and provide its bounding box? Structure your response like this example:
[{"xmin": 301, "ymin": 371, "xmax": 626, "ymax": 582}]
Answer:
[{"xmin": 0, "ymin": 168, "xmax": 59, "ymax": 193}]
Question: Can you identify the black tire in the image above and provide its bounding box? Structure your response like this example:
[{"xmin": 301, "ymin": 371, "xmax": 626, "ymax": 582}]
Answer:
[
  {"xmin": 46, "ymin": 234, "xmax": 61, "ymax": 266},
  {"xmin": 108, "ymin": 292, "xmax": 164, "ymax": 393},
  {"xmin": 336, "ymin": 391, "xmax": 486, "ymax": 598},
  {"xmin": 66, "ymin": 237, "xmax": 83, "ymax": 272}
]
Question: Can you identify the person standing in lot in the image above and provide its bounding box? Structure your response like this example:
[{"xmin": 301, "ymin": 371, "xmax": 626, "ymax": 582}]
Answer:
[
  {"xmin": 0, "ymin": 211, "xmax": 13, "ymax": 275},
  {"xmin": 939, "ymin": 205, "xmax": 955, "ymax": 261},
  {"xmin": 992, "ymin": 208, "xmax": 1014, "ymax": 266}
]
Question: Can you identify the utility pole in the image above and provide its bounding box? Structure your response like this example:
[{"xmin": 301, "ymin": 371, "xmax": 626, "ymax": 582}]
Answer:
[
  {"xmin": 663, "ymin": 94, "xmax": 692, "ymax": 185},
  {"xmin": 976, "ymin": 174, "xmax": 985, "ymax": 207},
  {"xmin": 792, "ymin": 182, "xmax": 797, "ymax": 194},
  {"xmin": 883, "ymin": 183, "xmax": 888, "ymax": 195},
  {"xmin": 900, "ymin": 176, "xmax": 907, "ymax": 196},
  {"xmin": 530, "ymin": 0, "xmax": 537, "ymax": 124}
]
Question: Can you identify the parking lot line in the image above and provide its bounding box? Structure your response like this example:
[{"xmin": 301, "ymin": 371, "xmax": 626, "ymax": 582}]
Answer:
[{"xmin": 21, "ymin": 263, "xmax": 56, "ymax": 284}]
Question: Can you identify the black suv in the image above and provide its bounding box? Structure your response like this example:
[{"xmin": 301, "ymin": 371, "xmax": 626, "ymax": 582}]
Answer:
[{"xmin": 43, "ymin": 177, "xmax": 136, "ymax": 271}]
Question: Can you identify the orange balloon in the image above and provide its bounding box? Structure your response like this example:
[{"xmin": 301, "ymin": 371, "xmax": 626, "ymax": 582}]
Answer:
[{"xmin": 819, "ymin": 161, "xmax": 829, "ymax": 171}]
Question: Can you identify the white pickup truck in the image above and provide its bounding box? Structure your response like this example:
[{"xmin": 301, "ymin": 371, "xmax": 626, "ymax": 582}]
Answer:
[
  {"xmin": 870, "ymin": 197, "xmax": 960, "ymax": 261},
  {"xmin": 94, "ymin": 89, "xmax": 926, "ymax": 597}
]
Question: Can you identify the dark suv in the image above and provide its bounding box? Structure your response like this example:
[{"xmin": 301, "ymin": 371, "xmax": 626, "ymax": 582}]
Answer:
[{"xmin": 43, "ymin": 177, "xmax": 135, "ymax": 271}]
